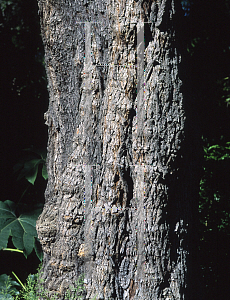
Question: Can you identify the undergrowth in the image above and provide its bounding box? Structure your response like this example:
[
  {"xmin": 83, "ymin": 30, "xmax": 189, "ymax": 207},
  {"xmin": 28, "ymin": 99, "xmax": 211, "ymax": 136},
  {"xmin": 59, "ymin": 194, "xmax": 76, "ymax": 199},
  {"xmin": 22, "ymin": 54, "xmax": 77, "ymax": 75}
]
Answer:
[{"xmin": 0, "ymin": 264, "xmax": 97, "ymax": 300}]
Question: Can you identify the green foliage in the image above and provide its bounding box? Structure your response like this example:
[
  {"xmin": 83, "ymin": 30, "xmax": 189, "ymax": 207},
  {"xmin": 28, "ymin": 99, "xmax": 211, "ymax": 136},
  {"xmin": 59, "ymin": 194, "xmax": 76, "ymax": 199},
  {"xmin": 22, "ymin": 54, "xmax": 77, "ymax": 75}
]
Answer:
[
  {"xmin": 13, "ymin": 147, "xmax": 47, "ymax": 185},
  {"xmin": 219, "ymin": 76, "xmax": 230, "ymax": 104},
  {"xmin": 13, "ymin": 268, "xmax": 98, "ymax": 300},
  {"xmin": 0, "ymin": 263, "xmax": 98, "ymax": 300},
  {"xmin": 0, "ymin": 274, "xmax": 20, "ymax": 299},
  {"xmin": 14, "ymin": 273, "xmax": 38, "ymax": 300},
  {"xmin": 200, "ymin": 140, "xmax": 230, "ymax": 231},
  {"xmin": 0, "ymin": 200, "xmax": 43, "ymax": 261},
  {"xmin": 199, "ymin": 138, "xmax": 230, "ymax": 297},
  {"xmin": 63, "ymin": 274, "xmax": 86, "ymax": 300},
  {"xmin": 186, "ymin": 37, "xmax": 201, "ymax": 55},
  {"xmin": 203, "ymin": 142, "xmax": 230, "ymax": 161}
]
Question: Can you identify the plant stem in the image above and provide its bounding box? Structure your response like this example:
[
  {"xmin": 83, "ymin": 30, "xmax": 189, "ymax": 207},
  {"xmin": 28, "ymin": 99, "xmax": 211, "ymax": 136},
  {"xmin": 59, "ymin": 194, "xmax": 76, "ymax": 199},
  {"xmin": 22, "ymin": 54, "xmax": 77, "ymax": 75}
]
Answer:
[
  {"xmin": 12, "ymin": 271, "xmax": 26, "ymax": 290},
  {"xmin": 2, "ymin": 248, "xmax": 24, "ymax": 253}
]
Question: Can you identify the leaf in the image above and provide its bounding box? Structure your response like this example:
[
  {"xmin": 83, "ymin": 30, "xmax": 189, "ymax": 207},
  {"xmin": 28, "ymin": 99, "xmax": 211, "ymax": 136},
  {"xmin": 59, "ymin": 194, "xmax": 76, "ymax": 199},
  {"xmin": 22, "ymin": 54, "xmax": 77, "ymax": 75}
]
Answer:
[
  {"xmin": 42, "ymin": 164, "xmax": 48, "ymax": 180},
  {"xmin": 13, "ymin": 146, "xmax": 48, "ymax": 184},
  {"xmin": 208, "ymin": 144, "xmax": 220, "ymax": 151},
  {"xmin": 34, "ymin": 238, "xmax": 43, "ymax": 262},
  {"xmin": 0, "ymin": 200, "xmax": 42, "ymax": 258},
  {"xmin": 16, "ymin": 159, "xmax": 42, "ymax": 185},
  {"xmin": 0, "ymin": 274, "xmax": 20, "ymax": 299}
]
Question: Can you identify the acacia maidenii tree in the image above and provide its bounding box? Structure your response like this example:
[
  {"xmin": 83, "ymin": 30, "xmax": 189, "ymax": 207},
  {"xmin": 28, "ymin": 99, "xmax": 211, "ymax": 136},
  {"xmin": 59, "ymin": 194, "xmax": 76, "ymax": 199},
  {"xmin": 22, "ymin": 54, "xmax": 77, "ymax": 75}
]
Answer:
[{"xmin": 36, "ymin": 0, "xmax": 201, "ymax": 299}]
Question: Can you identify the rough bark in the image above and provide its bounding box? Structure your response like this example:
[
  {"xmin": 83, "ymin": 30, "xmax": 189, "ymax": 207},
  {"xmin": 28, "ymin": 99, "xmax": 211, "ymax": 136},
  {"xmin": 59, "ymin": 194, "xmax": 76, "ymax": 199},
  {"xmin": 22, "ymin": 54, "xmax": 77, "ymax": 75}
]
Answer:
[{"xmin": 36, "ymin": 0, "xmax": 199, "ymax": 299}]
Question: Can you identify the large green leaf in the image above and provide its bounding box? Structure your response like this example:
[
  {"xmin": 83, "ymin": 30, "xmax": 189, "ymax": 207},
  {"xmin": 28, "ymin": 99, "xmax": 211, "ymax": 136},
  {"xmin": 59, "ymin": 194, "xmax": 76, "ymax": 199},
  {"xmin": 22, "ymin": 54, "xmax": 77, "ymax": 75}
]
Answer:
[
  {"xmin": 13, "ymin": 146, "xmax": 48, "ymax": 184},
  {"xmin": 14, "ymin": 158, "xmax": 44, "ymax": 185},
  {"xmin": 0, "ymin": 200, "xmax": 42, "ymax": 259}
]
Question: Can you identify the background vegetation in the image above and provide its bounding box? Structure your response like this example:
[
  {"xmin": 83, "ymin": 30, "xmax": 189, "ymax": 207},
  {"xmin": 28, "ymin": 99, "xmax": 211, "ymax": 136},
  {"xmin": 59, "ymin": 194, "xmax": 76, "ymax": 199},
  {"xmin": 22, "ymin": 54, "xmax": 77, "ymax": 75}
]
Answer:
[
  {"xmin": 0, "ymin": 0, "xmax": 230, "ymax": 298},
  {"xmin": 0, "ymin": 0, "xmax": 48, "ymax": 287}
]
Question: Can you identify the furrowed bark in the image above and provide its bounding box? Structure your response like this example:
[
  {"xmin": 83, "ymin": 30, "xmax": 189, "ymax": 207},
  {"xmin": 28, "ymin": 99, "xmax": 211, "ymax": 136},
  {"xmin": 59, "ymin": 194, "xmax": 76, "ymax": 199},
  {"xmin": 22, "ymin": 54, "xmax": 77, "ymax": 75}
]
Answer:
[{"xmin": 36, "ymin": 0, "xmax": 199, "ymax": 299}]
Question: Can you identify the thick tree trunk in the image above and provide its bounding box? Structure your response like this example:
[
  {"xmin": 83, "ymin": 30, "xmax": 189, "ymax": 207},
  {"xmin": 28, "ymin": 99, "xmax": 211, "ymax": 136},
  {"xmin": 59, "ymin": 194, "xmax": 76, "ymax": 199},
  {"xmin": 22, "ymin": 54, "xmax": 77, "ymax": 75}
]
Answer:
[{"xmin": 36, "ymin": 0, "xmax": 199, "ymax": 299}]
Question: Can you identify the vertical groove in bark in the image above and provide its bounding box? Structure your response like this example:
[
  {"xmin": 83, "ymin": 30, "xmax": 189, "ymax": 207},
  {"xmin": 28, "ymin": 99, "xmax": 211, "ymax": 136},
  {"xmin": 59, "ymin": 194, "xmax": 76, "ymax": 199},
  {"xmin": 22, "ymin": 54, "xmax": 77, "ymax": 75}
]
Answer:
[{"xmin": 36, "ymin": 0, "xmax": 197, "ymax": 299}]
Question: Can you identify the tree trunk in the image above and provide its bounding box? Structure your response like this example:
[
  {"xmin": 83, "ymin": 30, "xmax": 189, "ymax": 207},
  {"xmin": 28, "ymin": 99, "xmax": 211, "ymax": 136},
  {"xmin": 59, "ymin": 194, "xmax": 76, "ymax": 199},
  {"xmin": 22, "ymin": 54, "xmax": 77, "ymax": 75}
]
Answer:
[{"xmin": 36, "ymin": 0, "xmax": 199, "ymax": 299}]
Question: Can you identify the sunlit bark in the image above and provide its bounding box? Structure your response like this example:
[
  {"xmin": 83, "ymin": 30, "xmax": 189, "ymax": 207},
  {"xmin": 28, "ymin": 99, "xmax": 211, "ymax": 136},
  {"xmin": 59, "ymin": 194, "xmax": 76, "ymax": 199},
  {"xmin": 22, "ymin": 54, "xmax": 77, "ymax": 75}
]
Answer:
[{"xmin": 36, "ymin": 1, "xmax": 199, "ymax": 299}]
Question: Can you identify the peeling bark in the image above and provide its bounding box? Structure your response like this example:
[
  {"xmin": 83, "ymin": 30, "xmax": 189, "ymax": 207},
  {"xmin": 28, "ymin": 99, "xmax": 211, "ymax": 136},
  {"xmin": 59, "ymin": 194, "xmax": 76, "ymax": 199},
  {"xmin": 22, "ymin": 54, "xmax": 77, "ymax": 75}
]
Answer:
[{"xmin": 36, "ymin": 0, "xmax": 199, "ymax": 299}]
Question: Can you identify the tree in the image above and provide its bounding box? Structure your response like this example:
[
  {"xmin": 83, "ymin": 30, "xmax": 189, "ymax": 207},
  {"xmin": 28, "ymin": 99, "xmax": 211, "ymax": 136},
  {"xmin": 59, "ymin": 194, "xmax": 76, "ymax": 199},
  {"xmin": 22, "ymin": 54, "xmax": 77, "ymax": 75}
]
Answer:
[{"xmin": 36, "ymin": 0, "xmax": 200, "ymax": 299}]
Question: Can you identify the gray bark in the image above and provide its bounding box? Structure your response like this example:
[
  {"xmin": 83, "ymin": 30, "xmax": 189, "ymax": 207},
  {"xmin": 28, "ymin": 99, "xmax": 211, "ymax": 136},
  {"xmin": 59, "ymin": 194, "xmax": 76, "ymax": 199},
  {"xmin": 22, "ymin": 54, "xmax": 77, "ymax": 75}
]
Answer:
[{"xmin": 36, "ymin": 0, "xmax": 199, "ymax": 299}]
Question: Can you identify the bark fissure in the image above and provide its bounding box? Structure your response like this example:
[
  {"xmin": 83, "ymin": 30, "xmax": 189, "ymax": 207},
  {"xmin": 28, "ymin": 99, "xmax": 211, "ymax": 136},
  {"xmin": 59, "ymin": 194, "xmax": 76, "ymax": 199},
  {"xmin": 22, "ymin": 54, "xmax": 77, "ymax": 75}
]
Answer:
[{"xmin": 36, "ymin": 0, "xmax": 198, "ymax": 299}]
